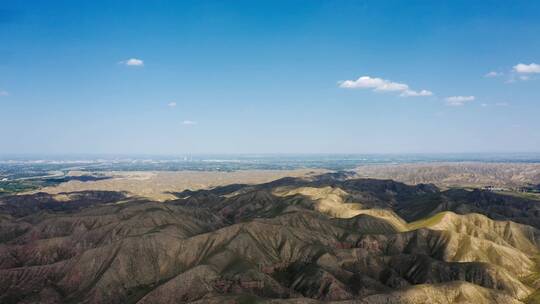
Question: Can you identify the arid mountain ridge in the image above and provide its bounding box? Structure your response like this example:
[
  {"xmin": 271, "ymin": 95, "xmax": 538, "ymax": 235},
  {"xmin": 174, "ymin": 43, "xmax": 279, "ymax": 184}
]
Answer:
[{"xmin": 1, "ymin": 172, "xmax": 540, "ymax": 303}]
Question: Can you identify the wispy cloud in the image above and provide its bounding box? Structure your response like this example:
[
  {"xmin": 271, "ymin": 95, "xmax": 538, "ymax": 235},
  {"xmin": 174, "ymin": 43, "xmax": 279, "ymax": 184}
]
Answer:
[
  {"xmin": 338, "ymin": 76, "xmax": 432, "ymax": 97},
  {"xmin": 182, "ymin": 120, "xmax": 197, "ymax": 125},
  {"xmin": 484, "ymin": 71, "xmax": 502, "ymax": 78},
  {"xmin": 513, "ymin": 63, "xmax": 540, "ymax": 74},
  {"xmin": 506, "ymin": 74, "xmax": 533, "ymax": 83},
  {"xmin": 0, "ymin": 90, "xmax": 8, "ymax": 96},
  {"xmin": 445, "ymin": 96, "xmax": 475, "ymax": 106},
  {"xmin": 400, "ymin": 89, "xmax": 433, "ymax": 97},
  {"xmin": 167, "ymin": 102, "xmax": 177, "ymax": 107},
  {"xmin": 481, "ymin": 102, "xmax": 509, "ymax": 107},
  {"xmin": 120, "ymin": 58, "xmax": 144, "ymax": 67}
]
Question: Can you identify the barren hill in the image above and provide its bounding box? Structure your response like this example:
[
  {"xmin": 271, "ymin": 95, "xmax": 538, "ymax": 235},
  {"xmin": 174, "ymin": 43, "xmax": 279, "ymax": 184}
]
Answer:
[{"xmin": 1, "ymin": 173, "xmax": 540, "ymax": 303}]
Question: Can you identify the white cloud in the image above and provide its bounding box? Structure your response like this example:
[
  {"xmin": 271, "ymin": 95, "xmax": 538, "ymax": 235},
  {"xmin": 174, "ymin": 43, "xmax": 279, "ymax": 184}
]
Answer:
[
  {"xmin": 339, "ymin": 76, "xmax": 431, "ymax": 97},
  {"xmin": 339, "ymin": 76, "xmax": 407, "ymax": 91},
  {"xmin": 481, "ymin": 103, "xmax": 488, "ymax": 107},
  {"xmin": 513, "ymin": 63, "xmax": 540, "ymax": 74},
  {"xmin": 167, "ymin": 102, "xmax": 177, "ymax": 107},
  {"xmin": 120, "ymin": 58, "xmax": 144, "ymax": 67},
  {"xmin": 400, "ymin": 89, "xmax": 433, "ymax": 97},
  {"xmin": 506, "ymin": 74, "xmax": 533, "ymax": 83},
  {"xmin": 484, "ymin": 71, "xmax": 502, "ymax": 78},
  {"xmin": 0, "ymin": 90, "xmax": 8, "ymax": 96},
  {"xmin": 445, "ymin": 96, "xmax": 475, "ymax": 106},
  {"xmin": 182, "ymin": 120, "xmax": 197, "ymax": 125}
]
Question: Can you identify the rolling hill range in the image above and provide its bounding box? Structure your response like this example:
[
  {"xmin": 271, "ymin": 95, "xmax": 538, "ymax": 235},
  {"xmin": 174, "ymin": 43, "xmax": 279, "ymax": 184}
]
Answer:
[{"xmin": 1, "ymin": 172, "xmax": 540, "ymax": 303}]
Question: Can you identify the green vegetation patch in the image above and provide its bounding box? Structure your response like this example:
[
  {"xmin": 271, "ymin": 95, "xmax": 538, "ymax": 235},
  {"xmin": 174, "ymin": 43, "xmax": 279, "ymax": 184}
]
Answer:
[
  {"xmin": 407, "ymin": 211, "xmax": 448, "ymax": 230},
  {"xmin": 0, "ymin": 180, "xmax": 42, "ymax": 196}
]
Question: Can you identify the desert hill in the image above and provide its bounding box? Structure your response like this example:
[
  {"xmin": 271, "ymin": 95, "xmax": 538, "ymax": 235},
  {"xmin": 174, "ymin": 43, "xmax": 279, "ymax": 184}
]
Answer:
[{"xmin": 1, "ymin": 173, "xmax": 540, "ymax": 303}]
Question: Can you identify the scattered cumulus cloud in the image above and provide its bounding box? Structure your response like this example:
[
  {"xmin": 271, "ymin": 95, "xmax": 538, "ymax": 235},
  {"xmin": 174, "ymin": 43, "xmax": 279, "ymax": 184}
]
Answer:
[
  {"xmin": 182, "ymin": 120, "xmax": 197, "ymax": 125},
  {"xmin": 120, "ymin": 58, "xmax": 144, "ymax": 67},
  {"xmin": 486, "ymin": 63, "xmax": 539, "ymax": 83},
  {"xmin": 167, "ymin": 102, "xmax": 177, "ymax": 107},
  {"xmin": 484, "ymin": 71, "xmax": 502, "ymax": 78},
  {"xmin": 513, "ymin": 63, "xmax": 540, "ymax": 74},
  {"xmin": 339, "ymin": 76, "xmax": 407, "ymax": 91},
  {"xmin": 338, "ymin": 76, "xmax": 432, "ymax": 97},
  {"xmin": 0, "ymin": 90, "xmax": 8, "ymax": 96},
  {"xmin": 445, "ymin": 96, "xmax": 475, "ymax": 106}
]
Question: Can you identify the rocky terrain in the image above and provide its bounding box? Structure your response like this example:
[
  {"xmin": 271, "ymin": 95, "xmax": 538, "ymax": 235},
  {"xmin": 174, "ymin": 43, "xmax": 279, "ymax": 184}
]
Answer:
[
  {"xmin": 356, "ymin": 163, "xmax": 540, "ymax": 189},
  {"xmin": 1, "ymin": 172, "xmax": 540, "ymax": 303}
]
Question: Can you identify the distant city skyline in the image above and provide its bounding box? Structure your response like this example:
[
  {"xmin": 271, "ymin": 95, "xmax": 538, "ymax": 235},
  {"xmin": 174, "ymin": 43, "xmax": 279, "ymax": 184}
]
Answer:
[{"xmin": 1, "ymin": 1, "xmax": 539, "ymax": 154}]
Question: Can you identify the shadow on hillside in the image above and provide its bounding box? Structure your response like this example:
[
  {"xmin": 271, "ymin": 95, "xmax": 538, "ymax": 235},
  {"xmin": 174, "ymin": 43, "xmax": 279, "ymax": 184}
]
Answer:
[{"xmin": 0, "ymin": 190, "xmax": 130, "ymax": 217}]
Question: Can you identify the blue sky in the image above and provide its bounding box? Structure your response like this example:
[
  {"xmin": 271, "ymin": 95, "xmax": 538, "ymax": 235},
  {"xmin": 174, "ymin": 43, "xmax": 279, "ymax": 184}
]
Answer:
[{"xmin": 1, "ymin": 0, "xmax": 539, "ymax": 154}]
